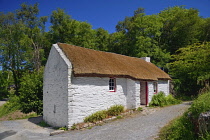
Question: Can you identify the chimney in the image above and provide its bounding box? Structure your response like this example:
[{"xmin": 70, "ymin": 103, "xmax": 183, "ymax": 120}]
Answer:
[{"xmin": 141, "ymin": 57, "xmax": 150, "ymax": 62}]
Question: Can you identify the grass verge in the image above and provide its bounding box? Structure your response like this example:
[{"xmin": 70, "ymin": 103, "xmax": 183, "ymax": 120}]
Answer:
[{"xmin": 157, "ymin": 91, "xmax": 210, "ymax": 140}]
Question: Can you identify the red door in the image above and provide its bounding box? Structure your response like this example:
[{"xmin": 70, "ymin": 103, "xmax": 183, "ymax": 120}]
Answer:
[{"xmin": 146, "ymin": 82, "xmax": 148, "ymax": 106}]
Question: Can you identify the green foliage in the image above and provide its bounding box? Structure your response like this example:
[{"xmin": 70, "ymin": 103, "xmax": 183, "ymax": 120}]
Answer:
[
  {"xmin": 149, "ymin": 92, "xmax": 181, "ymax": 107},
  {"xmin": 188, "ymin": 91, "xmax": 210, "ymax": 119},
  {"xmin": 71, "ymin": 123, "xmax": 76, "ymax": 130},
  {"xmin": 137, "ymin": 107, "xmax": 143, "ymax": 111},
  {"xmin": 170, "ymin": 43, "xmax": 210, "ymax": 95},
  {"xmin": 107, "ymin": 105, "xmax": 124, "ymax": 116},
  {"xmin": 158, "ymin": 114, "xmax": 194, "ymax": 140},
  {"xmin": 84, "ymin": 110, "xmax": 107, "ymax": 123},
  {"xmin": 0, "ymin": 71, "xmax": 13, "ymax": 99},
  {"xmin": 38, "ymin": 121, "xmax": 50, "ymax": 127},
  {"xmin": 59, "ymin": 126, "xmax": 68, "ymax": 131},
  {"xmin": 116, "ymin": 115, "xmax": 123, "ymax": 119},
  {"xmin": 158, "ymin": 91, "xmax": 210, "ymax": 140},
  {"xmin": 84, "ymin": 105, "xmax": 124, "ymax": 123},
  {"xmin": 19, "ymin": 68, "xmax": 43, "ymax": 115},
  {"xmin": 0, "ymin": 95, "xmax": 20, "ymax": 118},
  {"xmin": 149, "ymin": 92, "xmax": 167, "ymax": 107}
]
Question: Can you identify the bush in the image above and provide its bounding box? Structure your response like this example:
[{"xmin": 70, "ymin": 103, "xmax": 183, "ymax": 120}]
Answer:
[
  {"xmin": 158, "ymin": 91, "xmax": 210, "ymax": 140},
  {"xmin": 149, "ymin": 92, "xmax": 181, "ymax": 107},
  {"xmin": 149, "ymin": 92, "xmax": 167, "ymax": 107},
  {"xmin": 19, "ymin": 68, "xmax": 43, "ymax": 115},
  {"xmin": 84, "ymin": 110, "xmax": 107, "ymax": 123},
  {"xmin": 188, "ymin": 91, "xmax": 210, "ymax": 119},
  {"xmin": 165, "ymin": 94, "xmax": 182, "ymax": 105},
  {"xmin": 107, "ymin": 105, "xmax": 124, "ymax": 116}
]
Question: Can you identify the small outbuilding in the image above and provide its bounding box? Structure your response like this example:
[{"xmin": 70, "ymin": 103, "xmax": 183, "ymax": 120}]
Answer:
[{"xmin": 43, "ymin": 43, "xmax": 171, "ymax": 128}]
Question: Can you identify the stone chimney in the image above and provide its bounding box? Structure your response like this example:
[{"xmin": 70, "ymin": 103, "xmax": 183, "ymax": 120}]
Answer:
[{"xmin": 141, "ymin": 57, "xmax": 150, "ymax": 62}]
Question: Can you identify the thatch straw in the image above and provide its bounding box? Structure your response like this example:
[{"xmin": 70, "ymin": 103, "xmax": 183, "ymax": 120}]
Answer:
[{"xmin": 58, "ymin": 43, "xmax": 171, "ymax": 81}]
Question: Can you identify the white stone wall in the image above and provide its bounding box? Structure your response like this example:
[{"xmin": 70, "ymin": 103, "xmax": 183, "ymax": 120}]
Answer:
[
  {"xmin": 158, "ymin": 80, "xmax": 170, "ymax": 96},
  {"xmin": 67, "ymin": 77, "xmax": 141, "ymax": 126},
  {"xmin": 148, "ymin": 82, "xmax": 154, "ymax": 103},
  {"xmin": 43, "ymin": 44, "xmax": 72, "ymax": 128},
  {"xmin": 126, "ymin": 79, "xmax": 140, "ymax": 109}
]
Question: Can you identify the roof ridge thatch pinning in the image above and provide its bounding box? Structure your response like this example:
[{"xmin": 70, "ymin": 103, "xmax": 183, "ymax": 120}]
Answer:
[{"xmin": 57, "ymin": 43, "xmax": 171, "ymax": 81}]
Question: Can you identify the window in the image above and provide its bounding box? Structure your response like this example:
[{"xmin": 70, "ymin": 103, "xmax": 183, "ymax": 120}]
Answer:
[
  {"xmin": 109, "ymin": 78, "xmax": 116, "ymax": 92},
  {"xmin": 153, "ymin": 82, "xmax": 158, "ymax": 93}
]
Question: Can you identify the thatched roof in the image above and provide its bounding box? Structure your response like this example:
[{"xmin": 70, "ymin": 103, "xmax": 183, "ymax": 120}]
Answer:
[{"xmin": 57, "ymin": 43, "xmax": 171, "ymax": 81}]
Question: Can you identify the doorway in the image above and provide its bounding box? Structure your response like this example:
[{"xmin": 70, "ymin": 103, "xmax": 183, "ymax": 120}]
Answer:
[{"xmin": 140, "ymin": 81, "xmax": 148, "ymax": 105}]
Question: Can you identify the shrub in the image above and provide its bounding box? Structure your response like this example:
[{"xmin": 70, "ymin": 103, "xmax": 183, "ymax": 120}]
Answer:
[
  {"xmin": 19, "ymin": 68, "xmax": 43, "ymax": 115},
  {"xmin": 84, "ymin": 110, "xmax": 107, "ymax": 123},
  {"xmin": 149, "ymin": 92, "xmax": 167, "ymax": 107},
  {"xmin": 150, "ymin": 92, "xmax": 181, "ymax": 107},
  {"xmin": 188, "ymin": 91, "xmax": 210, "ymax": 119},
  {"xmin": 165, "ymin": 94, "xmax": 182, "ymax": 105},
  {"xmin": 107, "ymin": 105, "xmax": 124, "ymax": 116}
]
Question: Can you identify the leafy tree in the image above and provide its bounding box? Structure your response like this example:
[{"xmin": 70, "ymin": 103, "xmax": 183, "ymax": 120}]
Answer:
[
  {"xmin": 0, "ymin": 3, "xmax": 49, "ymax": 95},
  {"xmin": 0, "ymin": 71, "xmax": 13, "ymax": 99},
  {"xmin": 0, "ymin": 12, "xmax": 31, "ymax": 94},
  {"xmin": 19, "ymin": 68, "xmax": 43, "ymax": 115},
  {"xmin": 198, "ymin": 18, "xmax": 210, "ymax": 43},
  {"xmin": 95, "ymin": 28, "xmax": 109, "ymax": 51},
  {"xmin": 16, "ymin": 3, "xmax": 49, "ymax": 71},
  {"xmin": 50, "ymin": 8, "xmax": 96, "ymax": 49},
  {"xmin": 170, "ymin": 43, "xmax": 210, "ymax": 95},
  {"xmin": 113, "ymin": 8, "xmax": 171, "ymax": 68},
  {"xmin": 159, "ymin": 6, "xmax": 201, "ymax": 54}
]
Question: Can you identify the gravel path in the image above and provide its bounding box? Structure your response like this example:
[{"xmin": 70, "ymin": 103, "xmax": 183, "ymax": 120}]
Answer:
[
  {"xmin": 0, "ymin": 101, "xmax": 6, "ymax": 107},
  {"xmin": 0, "ymin": 102, "xmax": 190, "ymax": 140}
]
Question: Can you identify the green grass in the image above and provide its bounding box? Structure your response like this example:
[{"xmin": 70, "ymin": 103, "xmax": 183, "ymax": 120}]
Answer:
[
  {"xmin": 158, "ymin": 91, "xmax": 210, "ymax": 140},
  {"xmin": 107, "ymin": 105, "xmax": 124, "ymax": 116},
  {"xmin": 84, "ymin": 105, "xmax": 124, "ymax": 123},
  {"xmin": 84, "ymin": 110, "xmax": 107, "ymax": 123},
  {"xmin": 38, "ymin": 120, "xmax": 51, "ymax": 127},
  {"xmin": 0, "ymin": 100, "xmax": 20, "ymax": 118}
]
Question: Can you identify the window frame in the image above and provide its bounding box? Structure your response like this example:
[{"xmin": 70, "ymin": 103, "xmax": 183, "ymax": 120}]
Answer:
[
  {"xmin": 109, "ymin": 77, "xmax": 116, "ymax": 92},
  {"xmin": 153, "ymin": 82, "xmax": 158, "ymax": 94}
]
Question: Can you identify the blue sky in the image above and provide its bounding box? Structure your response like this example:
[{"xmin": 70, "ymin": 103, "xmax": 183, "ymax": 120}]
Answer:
[{"xmin": 0, "ymin": 0, "xmax": 210, "ymax": 33}]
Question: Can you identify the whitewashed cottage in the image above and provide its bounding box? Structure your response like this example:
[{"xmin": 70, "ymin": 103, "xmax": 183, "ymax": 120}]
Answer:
[{"xmin": 43, "ymin": 43, "xmax": 171, "ymax": 128}]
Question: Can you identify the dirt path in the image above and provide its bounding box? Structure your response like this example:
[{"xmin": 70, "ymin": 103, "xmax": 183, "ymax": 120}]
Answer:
[{"xmin": 0, "ymin": 102, "xmax": 191, "ymax": 140}]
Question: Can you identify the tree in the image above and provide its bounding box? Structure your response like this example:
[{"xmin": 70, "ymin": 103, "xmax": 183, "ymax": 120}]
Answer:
[
  {"xmin": 0, "ymin": 12, "xmax": 32, "ymax": 94},
  {"xmin": 170, "ymin": 43, "xmax": 210, "ymax": 95},
  {"xmin": 159, "ymin": 6, "xmax": 201, "ymax": 54},
  {"xmin": 0, "ymin": 3, "xmax": 49, "ymax": 95},
  {"xmin": 95, "ymin": 28, "xmax": 109, "ymax": 51},
  {"xmin": 50, "ymin": 8, "xmax": 96, "ymax": 49},
  {"xmin": 113, "ymin": 8, "xmax": 171, "ymax": 68},
  {"xmin": 16, "ymin": 3, "xmax": 48, "ymax": 71}
]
